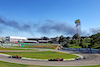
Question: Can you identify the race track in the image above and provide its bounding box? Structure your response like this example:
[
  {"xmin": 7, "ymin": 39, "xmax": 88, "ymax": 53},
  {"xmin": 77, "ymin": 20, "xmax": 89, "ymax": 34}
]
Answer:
[{"xmin": 0, "ymin": 49, "xmax": 100, "ymax": 66}]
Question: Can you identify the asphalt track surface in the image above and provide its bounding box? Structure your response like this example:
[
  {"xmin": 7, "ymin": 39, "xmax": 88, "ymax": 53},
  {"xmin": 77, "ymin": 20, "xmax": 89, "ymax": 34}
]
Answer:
[{"xmin": 0, "ymin": 49, "xmax": 100, "ymax": 66}]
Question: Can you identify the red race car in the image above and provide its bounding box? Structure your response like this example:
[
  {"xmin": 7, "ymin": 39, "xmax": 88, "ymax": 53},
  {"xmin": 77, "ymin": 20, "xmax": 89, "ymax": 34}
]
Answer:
[
  {"xmin": 48, "ymin": 58, "xmax": 63, "ymax": 61},
  {"xmin": 8, "ymin": 55, "xmax": 22, "ymax": 59}
]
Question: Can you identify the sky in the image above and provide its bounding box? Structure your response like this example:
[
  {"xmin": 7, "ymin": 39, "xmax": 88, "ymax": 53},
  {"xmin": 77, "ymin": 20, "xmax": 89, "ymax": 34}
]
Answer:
[{"xmin": 0, "ymin": 0, "xmax": 100, "ymax": 38}]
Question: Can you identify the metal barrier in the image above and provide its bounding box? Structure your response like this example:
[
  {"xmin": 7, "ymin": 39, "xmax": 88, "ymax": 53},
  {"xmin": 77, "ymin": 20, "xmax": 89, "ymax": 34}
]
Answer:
[{"xmin": 62, "ymin": 48, "xmax": 100, "ymax": 54}]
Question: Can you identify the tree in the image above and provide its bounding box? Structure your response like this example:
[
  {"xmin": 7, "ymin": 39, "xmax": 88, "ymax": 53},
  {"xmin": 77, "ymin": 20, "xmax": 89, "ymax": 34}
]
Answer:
[
  {"xmin": 88, "ymin": 33, "xmax": 100, "ymax": 48},
  {"xmin": 66, "ymin": 37, "xmax": 70, "ymax": 40},
  {"xmin": 41, "ymin": 37, "xmax": 49, "ymax": 40},
  {"xmin": 72, "ymin": 33, "xmax": 79, "ymax": 40},
  {"xmin": 1, "ymin": 39, "xmax": 5, "ymax": 46},
  {"xmin": 81, "ymin": 36, "xmax": 86, "ymax": 39},
  {"xmin": 58, "ymin": 35, "xmax": 66, "ymax": 46},
  {"xmin": 90, "ymin": 33, "xmax": 100, "ymax": 44},
  {"xmin": 70, "ymin": 40, "xmax": 74, "ymax": 44},
  {"xmin": 85, "ymin": 36, "xmax": 89, "ymax": 43},
  {"xmin": 79, "ymin": 39, "xmax": 83, "ymax": 47},
  {"xmin": 63, "ymin": 43, "xmax": 70, "ymax": 47},
  {"xmin": 2, "ymin": 39, "xmax": 5, "ymax": 43}
]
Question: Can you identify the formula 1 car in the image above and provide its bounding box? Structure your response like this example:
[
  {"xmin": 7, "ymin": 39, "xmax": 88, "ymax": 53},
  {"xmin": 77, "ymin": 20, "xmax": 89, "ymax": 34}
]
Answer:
[
  {"xmin": 75, "ymin": 57, "xmax": 85, "ymax": 60},
  {"xmin": 98, "ymin": 51, "xmax": 100, "ymax": 54},
  {"xmin": 8, "ymin": 55, "xmax": 22, "ymax": 59},
  {"xmin": 48, "ymin": 58, "xmax": 63, "ymax": 61}
]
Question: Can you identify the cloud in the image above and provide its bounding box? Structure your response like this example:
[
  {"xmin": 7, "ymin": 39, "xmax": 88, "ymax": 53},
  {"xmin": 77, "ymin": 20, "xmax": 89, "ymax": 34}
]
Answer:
[
  {"xmin": 89, "ymin": 28, "xmax": 100, "ymax": 34},
  {"xmin": 0, "ymin": 16, "xmax": 77, "ymax": 36},
  {"xmin": 37, "ymin": 20, "xmax": 76, "ymax": 35},
  {"xmin": 0, "ymin": 16, "xmax": 34, "ymax": 36},
  {"xmin": 0, "ymin": 17, "xmax": 30, "ymax": 31},
  {"xmin": 1, "ymin": 16, "xmax": 95, "ymax": 37},
  {"xmin": 81, "ymin": 30, "xmax": 90, "ymax": 36}
]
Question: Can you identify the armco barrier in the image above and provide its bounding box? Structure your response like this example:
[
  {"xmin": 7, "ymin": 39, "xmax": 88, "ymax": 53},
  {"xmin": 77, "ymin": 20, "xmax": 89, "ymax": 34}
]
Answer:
[
  {"xmin": 98, "ymin": 51, "xmax": 100, "ymax": 54},
  {"xmin": 62, "ymin": 48, "xmax": 100, "ymax": 54}
]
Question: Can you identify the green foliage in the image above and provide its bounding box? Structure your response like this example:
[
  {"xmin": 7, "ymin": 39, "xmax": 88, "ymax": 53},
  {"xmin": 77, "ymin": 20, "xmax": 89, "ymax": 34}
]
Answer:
[
  {"xmin": 82, "ymin": 43, "xmax": 90, "ymax": 48},
  {"xmin": 72, "ymin": 34, "xmax": 79, "ymax": 39},
  {"xmin": 58, "ymin": 35, "xmax": 66, "ymax": 45},
  {"xmin": 70, "ymin": 40, "xmax": 74, "ymax": 44},
  {"xmin": 90, "ymin": 33, "xmax": 100, "ymax": 44},
  {"xmin": 89, "ymin": 33, "xmax": 100, "ymax": 48},
  {"xmin": 81, "ymin": 36, "xmax": 86, "ymax": 39},
  {"xmin": 64, "ymin": 43, "xmax": 82, "ymax": 48},
  {"xmin": 70, "ymin": 46, "xmax": 81, "ymax": 48},
  {"xmin": 92, "ymin": 43, "xmax": 100, "ymax": 49},
  {"xmin": 75, "ymin": 39, "xmax": 79, "ymax": 46},
  {"xmin": 66, "ymin": 37, "xmax": 70, "ymax": 40},
  {"xmin": 86, "ymin": 39, "xmax": 91, "ymax": 43},
  {"xmin": 64, "ymin": 37, "xmax": 91, "ymax": 48}
]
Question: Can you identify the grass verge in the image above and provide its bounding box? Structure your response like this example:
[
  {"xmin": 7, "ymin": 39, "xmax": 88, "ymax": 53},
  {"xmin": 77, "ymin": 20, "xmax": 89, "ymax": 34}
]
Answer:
[
  {"xmin": 1, "ymin": 51, "xmax": 78, "ymax": 59},
  {"xmin": 16, "ymin": 45, "xmax": 57, "ymax": 49},
  {"xmin": 0, "ymin": 47, "xmax": 38, "ymax": 50}
]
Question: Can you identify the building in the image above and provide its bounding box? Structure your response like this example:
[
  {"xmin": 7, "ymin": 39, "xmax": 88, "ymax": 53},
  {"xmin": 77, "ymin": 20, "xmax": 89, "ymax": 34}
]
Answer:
[
  {"xmin": 5, "ymin": 36, "xmax": 27, "ymax": 42},
  {"xmin": 24, "ymin": 40, "xmax": 37, "ymax": 43},
  {"xmin": 28, "ymin": 38, "xmax": 41, "ymax": 41},
  {"xmin": 28, "ymin": 38, "xmax": 52, "ymax": 43},
  {"xmin": 38, "ymin": 40, "xmax": 51, "ymax": 43},
  {"xmin": 5, "ymin": 36, "xmax": 52, "ymax": 43}
]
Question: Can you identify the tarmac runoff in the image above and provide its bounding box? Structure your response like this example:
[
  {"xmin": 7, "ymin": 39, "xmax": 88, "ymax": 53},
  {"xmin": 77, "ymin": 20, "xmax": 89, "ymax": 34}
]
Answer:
[{"xmin": 0, "ymin": 49, "xmax": 100, "ymax": 66}]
